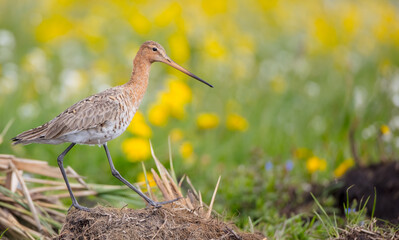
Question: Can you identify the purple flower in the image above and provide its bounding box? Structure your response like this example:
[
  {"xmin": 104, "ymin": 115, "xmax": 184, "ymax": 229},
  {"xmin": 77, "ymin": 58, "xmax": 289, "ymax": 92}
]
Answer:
[
  {"xmin": 285, "ymin": 160, "xmax": 294, "ymax": 171},
  {"xmin": 265, "ymin": 161, "xmax": 273, "ymax": 171},
  {"xmin": 346, "ymin": 208, "xmax": 356, "ymax": 214}
]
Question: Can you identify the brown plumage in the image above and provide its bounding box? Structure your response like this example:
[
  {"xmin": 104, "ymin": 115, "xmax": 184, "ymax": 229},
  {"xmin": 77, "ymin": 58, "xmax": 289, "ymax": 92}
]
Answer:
[
  {"xmin": 12, "ymin": 41, "xmax": 213, "ymax": 211},
  {"xmin": 13, "ymin": 86, "xmax": 137, "ymax": 145}
]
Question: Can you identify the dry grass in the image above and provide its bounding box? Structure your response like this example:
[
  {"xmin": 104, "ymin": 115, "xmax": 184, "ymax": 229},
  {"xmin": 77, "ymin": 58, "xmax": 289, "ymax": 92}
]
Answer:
[
  {"xmin": 334, "ymin": 219, "xmax": 399, "ymax": 240},
  {"xmin": 0, "ymin": 154, "xmax": 133, "ymax": 239},
  {"xmin": 0, "ymin": 154, "xmax": 83, "ymax": 239}
]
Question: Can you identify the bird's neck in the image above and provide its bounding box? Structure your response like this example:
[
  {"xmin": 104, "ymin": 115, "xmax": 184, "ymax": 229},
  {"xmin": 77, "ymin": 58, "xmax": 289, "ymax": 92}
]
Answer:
[
  {"xmin": 124, "ymin": 55, "xmax": 151, "ymax": 107},
  {"xmin": 129, "ymin": 54, "xmax": 151, "ymax": 86}
]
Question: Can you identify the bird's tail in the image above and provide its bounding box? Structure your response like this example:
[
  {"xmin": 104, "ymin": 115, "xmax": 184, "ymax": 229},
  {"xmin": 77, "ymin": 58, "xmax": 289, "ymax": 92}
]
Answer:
[{"xmin": 12, "ymin": 124, "xmax": 49, "ymax": 145}]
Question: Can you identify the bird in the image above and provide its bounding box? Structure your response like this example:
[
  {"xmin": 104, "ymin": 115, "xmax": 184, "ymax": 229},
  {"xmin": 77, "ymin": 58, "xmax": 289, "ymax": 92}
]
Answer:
[{"xmin": 12, "ymin": 41, "xmax": 213, "ymax": 211}]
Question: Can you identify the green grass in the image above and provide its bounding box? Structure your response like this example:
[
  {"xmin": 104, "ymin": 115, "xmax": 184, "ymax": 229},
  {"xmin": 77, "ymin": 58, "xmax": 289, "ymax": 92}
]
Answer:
[{"xmin": 0, "ymin": 228, "xmax": 7, "ymax": 239}]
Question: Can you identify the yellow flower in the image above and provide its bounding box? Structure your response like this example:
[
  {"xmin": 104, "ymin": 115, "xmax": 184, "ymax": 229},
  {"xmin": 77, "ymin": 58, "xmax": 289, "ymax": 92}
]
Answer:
[
  {"xmin": 306, "ymin": 157, "xmax": 319, "ymax": 173},
  {"xmin": 373, "ymin": 5, "xmax": 397, "ymax": 44},
  {"xmin": 168, "ymin": 32, "xmax": 190, "ymax": 63},
  {"xmin": 312, "ymin": 16, "xmax": 339, "ymax": 49},
  {"xmin": 334, "ymin": 158, "xmax": 355, "ymax": 178},
  {"xmin": 35, "ymin": 15, "xmax": 73, "ymax": 43},
  {"xmin": 257, "ymin": 0, "xmax": 278, "ymax": 11},
  {"xmin": 148, "ymin": 104, "xmax": 169, "ymax": 127},
  {"xmin": 154, "ymin": 2, "xmax": 182, "ymax": 27},
  {"xmin": 168, "ymin": 79, "xmax": 192, "ymax": 104},
  {"xmin": 380, "ymin": 125, "xmax": 390, "ymax": 135},
  {"xmin": 170, "ymin": 128, "xmax": 184, "ymax": 142},
  {"xmin": 150, "ymin": 79, "xmax": 192, "ymax": 123},
  {"xmin": 180, "ymin": 141, "xmax": 193, "ymax": 159},
  {"xmin": 122, "ymin": 138, "xmax": 151, "ymax": 162},
  {"xmin": 127, "ymin": 112, "xmax": 152, "ymax": 138},
  {"xmin": 226, "ymin": 113, "xmax": 248, "ymax": 131},
  {"xmin": 160, "ymin": 92, "xmax": 187, "ymax": 119},
  {"xmin": 342, "ymin": 5, "xmax": 360, "ymax": 36},
  {"xmin": 160, "ymin": 79, "xmax": 192, "ymax": 119},
  {"xmin": 197, "ymin": 113, "xmax": 220, "ymax": 130},
  {"xmin": 204, "ymin": 35, "xmax": 226, "ymax": 59},
  {"xmin": 128, "ymin": 9, "xmax": 151, "ymax": 35},
  {"xmin": 201, "ymin": 0, "xmax": 228, "ymax": 15},
  {"xmin": 306, "ymin": 156, "xmax": 327, "ymax": 174},
  {"xmin": 137, "ymin": 172, "xmax": 156, "ymax": 190}
]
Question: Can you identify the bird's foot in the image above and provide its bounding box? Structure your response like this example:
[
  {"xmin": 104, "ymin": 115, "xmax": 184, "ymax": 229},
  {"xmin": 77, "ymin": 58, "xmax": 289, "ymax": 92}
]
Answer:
[
  {"xmin": 148, "ymin": 197, "xmax": 182, "ymax": 208},
  {"xmin": 68, "ymin": 203, "xmax": 91, "ymax": 212}
]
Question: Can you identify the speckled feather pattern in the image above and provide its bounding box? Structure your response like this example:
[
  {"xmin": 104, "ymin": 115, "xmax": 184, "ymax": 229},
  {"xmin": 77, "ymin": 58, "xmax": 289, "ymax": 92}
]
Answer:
[{"xmin": 13, "ymin": 41, "xmax": 155, "ymax": 145}]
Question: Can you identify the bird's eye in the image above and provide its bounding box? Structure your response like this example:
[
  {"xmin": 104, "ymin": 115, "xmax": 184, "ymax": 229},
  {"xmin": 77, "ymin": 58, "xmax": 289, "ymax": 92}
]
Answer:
[{"xmin": 152, "ymin": 47, "xmax": 157, "ymax": 51}]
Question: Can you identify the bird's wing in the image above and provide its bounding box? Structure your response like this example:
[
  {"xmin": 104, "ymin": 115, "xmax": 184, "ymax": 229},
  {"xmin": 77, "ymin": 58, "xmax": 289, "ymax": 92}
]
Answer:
[{"xmin": 45, "ymin": 91, "xmax": 122, "ymax": 139}]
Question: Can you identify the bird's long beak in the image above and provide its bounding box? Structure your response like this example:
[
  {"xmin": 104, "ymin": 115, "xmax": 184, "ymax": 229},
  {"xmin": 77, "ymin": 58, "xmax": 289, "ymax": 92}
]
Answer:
[{"xmin": 162, "ymin": 58, "xmax": 213, "ymax": 88}]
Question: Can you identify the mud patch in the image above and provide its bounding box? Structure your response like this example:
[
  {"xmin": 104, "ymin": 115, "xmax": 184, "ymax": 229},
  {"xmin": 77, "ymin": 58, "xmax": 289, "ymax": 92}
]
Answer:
[{"xmin": 54, "ymin": 206, "xmax": 266, "ymax": 240}]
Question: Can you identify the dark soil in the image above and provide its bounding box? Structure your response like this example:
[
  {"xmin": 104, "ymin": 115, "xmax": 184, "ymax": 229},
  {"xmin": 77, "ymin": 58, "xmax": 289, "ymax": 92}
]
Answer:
[
  {"xmin": 334, "ymin": 161, "xmax": 399, "ymax": 224},
  {"xmin": 54, "ymin": 206, "xmax": 266, "ymax": 240}
]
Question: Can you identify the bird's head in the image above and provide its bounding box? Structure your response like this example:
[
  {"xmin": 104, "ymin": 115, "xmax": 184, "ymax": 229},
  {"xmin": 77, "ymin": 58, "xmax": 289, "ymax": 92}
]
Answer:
[{"xmin": 139, "ymin": 41, "xmax": 213, "ymax": 88}]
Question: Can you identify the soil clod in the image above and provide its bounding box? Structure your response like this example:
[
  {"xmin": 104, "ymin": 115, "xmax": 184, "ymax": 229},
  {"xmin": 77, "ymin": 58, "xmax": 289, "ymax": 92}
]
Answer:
[
  {"xmin": 54, "ymin": 206, "xmax": 266, "ymax": 240},
  {"xmin": 335, "ymin": 161, "xmax": 399, "ymax": 224}
]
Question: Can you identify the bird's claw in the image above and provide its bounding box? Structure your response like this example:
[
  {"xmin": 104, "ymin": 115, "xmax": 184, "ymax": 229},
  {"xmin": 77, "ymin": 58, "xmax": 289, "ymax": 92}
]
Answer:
[
  {"xmin": 149, "ymin": 197, "xmax": 182, "ymax": 208},
  {"xmin": 69, "ymin": 203, "xmax": 91, "ymax": 212}
]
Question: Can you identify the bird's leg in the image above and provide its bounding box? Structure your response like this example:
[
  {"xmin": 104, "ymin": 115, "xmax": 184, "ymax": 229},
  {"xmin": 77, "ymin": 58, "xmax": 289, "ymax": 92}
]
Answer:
[
  {"xmin": 103, "ymin": 143, "xmax": 179, "ymax": 207},
  {"xmin": 57, "ymin": 143, "xmax": 90, "ymax": 212}
]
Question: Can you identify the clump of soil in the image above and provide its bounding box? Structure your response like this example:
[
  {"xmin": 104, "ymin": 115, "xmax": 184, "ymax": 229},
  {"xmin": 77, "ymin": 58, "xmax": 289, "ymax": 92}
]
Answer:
[
  {"xmin": 54, "ymin": 206, "xmax": 266, "ymax": 240},
  {"xmin": 334, "ymin": 225, "xmax": 399, "ymax": 240},
  {"xmin": 335, "ymin": 161, "xmax": 399, "ymax": 223}
]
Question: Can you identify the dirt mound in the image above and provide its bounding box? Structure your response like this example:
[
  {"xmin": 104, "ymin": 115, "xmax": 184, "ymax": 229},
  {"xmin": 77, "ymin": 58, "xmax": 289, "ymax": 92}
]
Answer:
[
  {"xmin": 54, "ymin": 206, "xmax": 265, "ymax": 240},
  {"xmin": 335, "ymin": 161, "xmax": 399, "ymax": 223}
]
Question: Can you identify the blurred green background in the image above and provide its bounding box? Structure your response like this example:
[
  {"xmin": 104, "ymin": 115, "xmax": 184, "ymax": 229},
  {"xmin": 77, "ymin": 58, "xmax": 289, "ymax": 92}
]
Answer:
[{"xmin": 1, "ymin": 0, "xmax": 399, "ymax": 237}]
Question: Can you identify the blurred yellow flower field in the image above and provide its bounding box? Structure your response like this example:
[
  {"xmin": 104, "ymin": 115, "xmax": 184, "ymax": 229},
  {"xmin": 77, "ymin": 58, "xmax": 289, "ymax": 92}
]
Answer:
[
  {"xmin": 179, "ymin": 141, "xmax": 194, "ymax": 161},
  {"xmin": 136, "ymin": 171, "xmax": 156, "ymax": 190},
  {"xmin": 226, "ymin": 113, "xmax": 248, "ymax": 132},
  {"xmin": 127, "ymin": 112, "xmax": 152, "ymax": 138},
  {"xmin": 148, "ymin": 104, "xmax": 169, "ymax": 127},
  {"xmin": 306, "ymin": 156, "xmax": 327, "ymax": 174},
  {"xmin": 196, "ymin": 113, "xmax": 220, "ymax": 130},
  {"xmin": 334, "ymin": 158, "xmax": 355, "ymax": 178},
  {"xmin": 380, "ymin": 124, "xmax": 390, "ymax": 135},
  {"xmin": 122, "ymin": 137, "xmax": 151, "ymax": 162}
]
